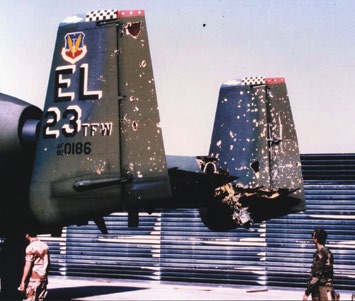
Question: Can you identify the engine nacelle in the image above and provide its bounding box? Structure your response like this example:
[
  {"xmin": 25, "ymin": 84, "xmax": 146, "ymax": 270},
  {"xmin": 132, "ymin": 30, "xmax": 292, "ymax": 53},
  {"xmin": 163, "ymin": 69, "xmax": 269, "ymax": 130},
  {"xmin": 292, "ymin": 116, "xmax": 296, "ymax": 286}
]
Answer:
[
  {"xmin": 0, "ymin": 93, "xmax": 42, "ymax": 157},
  {"xmin": 0, "ymin": 93, "xmax": 42, "ymax": 236}
]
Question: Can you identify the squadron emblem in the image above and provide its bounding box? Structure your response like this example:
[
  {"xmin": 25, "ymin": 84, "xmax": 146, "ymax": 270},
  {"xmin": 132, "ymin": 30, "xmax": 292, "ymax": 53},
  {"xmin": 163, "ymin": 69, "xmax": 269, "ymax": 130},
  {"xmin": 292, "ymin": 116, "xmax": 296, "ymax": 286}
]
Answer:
[{"xmin": 61, "ymin": 32, "xmax": 87, "ymax": 64}]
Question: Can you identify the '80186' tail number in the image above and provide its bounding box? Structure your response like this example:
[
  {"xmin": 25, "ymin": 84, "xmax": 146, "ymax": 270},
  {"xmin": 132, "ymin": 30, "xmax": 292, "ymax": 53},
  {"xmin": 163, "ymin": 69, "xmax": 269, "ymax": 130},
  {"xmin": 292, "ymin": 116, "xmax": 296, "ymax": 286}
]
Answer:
[{"xmin": 57, "ymin": 142, "xmax": 91, "ymax": 155}]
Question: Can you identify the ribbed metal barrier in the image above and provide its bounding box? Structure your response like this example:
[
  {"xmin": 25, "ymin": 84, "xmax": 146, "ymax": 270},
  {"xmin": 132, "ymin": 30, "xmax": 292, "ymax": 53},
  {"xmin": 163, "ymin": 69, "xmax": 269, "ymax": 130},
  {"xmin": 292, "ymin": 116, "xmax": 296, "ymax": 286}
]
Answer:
[
  {"xmin": 159, "ymin": 211, "xmax": 266, "ymax": 286},
  {"xmin": 41, "ymin": 153, "xmax": 355, "ymax": 290}
]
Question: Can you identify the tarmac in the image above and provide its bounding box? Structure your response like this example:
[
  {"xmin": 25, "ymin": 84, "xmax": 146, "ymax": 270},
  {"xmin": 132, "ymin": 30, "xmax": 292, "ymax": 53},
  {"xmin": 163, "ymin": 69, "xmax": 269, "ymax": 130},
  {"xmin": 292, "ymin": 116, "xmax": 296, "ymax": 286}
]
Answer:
[{"xmin": 44, "ymin": 276, "xmax": 355, "ymax": 300}]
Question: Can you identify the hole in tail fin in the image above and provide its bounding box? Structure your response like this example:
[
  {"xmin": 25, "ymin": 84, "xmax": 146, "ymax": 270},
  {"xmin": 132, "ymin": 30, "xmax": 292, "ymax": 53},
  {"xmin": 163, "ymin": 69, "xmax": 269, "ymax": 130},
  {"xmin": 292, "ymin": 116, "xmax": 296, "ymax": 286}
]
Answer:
[
  {"xmin": 126, "ymin": 22, "xmax": 141, "ymax": 38},
  {"xmin": 250, "ymin": 160, "xmax": 260, "ymax": 179}
]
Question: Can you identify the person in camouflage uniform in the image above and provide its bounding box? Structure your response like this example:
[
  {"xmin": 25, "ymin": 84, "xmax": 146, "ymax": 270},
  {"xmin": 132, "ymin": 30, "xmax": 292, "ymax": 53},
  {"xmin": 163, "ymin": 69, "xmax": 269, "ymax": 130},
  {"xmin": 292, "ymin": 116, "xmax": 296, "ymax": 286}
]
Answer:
[
  {"xmin": 18, "ymin": 231, "xmax": 50, "ymax": 301},
  {"xmin": 303, "ymin": 228, "xmax": 339, "ymax": 301}
]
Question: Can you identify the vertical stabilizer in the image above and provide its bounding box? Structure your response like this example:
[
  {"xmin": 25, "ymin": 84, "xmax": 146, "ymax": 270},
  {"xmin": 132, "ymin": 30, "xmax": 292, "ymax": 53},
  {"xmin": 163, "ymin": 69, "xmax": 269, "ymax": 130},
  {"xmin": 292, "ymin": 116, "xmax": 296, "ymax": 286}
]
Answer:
[
  {"xmin": 209, "ymin": 77, "xmax": 304, "ymax": 218},
  {"xmin": 29, "ymin": 10, "xmax": 170, "ymax": 227}
]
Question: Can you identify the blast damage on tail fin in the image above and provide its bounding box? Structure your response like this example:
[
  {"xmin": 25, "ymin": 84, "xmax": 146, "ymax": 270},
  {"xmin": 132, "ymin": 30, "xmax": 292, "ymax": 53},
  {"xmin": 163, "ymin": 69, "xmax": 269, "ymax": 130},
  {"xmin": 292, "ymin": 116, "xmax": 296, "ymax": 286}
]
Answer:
[
  {"xmin": 0, "ymin": 7, "xmax": 305, "ymax": 235},
  {"xmin": 203, "ymin": 77, "xmax": 304, "ymax": 229},
  {"xmin": 29, "ymin": 10, "xmax": 171, "ymax": 228}
]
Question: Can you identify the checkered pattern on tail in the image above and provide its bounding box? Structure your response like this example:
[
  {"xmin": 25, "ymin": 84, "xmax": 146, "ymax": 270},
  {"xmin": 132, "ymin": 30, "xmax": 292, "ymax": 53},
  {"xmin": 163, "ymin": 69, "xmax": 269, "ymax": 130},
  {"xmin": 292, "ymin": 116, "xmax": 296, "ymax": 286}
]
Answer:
[
  {"xmin": 242, "ymin": 77, "xmax": 265, "ymax": 86},
  {"xmin": 86, "ymin": 10, "xmax": 117, "ymax": 22}
]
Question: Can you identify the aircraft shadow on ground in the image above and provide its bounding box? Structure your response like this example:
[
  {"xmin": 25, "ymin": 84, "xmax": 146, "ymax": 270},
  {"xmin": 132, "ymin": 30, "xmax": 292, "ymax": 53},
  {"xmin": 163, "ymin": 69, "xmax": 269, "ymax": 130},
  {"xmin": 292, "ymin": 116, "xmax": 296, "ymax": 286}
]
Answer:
[{"xmin": 47, "ymin": 285, "xmax": 146, "ymax": 300}]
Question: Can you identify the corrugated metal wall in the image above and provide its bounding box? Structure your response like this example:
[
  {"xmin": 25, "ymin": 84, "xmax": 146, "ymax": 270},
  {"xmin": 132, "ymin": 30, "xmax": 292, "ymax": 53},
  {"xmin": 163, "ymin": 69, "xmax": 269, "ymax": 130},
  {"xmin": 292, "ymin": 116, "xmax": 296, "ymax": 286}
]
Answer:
[{"xmin": 42, "ymin": 153, "xmax": 355, "ymax": 290}]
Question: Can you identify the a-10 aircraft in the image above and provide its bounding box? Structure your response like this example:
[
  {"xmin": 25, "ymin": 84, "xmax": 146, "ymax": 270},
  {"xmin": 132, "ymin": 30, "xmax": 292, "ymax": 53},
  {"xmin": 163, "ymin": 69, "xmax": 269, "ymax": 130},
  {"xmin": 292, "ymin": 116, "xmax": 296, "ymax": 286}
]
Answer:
[{"xmin": 0, "ymin": 9, "xmax": 304, "ymax": 238}]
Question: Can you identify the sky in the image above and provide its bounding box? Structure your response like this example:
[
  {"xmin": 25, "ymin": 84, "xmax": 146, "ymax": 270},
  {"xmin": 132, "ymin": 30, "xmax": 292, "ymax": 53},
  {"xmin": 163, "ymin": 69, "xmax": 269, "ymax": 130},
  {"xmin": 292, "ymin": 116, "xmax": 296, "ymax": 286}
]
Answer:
[{"xmin": 0, "ymin": 0, "xmax": 354, "ymax": 156}]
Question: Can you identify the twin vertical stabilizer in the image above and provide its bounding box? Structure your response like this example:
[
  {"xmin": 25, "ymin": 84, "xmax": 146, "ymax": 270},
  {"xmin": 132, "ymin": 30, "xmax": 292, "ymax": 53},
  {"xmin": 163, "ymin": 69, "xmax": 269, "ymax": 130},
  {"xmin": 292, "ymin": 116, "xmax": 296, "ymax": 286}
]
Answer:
[
  {"xmin": 29, "ymin": 10, "xmax": 170, "ymax": 227},
  {"xmin": 208, "ymin": 77, "xmax": 304, "ymax": 222}
]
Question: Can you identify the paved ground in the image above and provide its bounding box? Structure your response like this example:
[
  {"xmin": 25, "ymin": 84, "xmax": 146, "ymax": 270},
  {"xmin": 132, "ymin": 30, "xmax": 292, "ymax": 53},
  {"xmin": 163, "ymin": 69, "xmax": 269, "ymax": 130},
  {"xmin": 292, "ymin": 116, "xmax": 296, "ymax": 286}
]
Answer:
[{"xmin": 44, "ymin": 276, "xmax": 354, "ymax": 300}]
